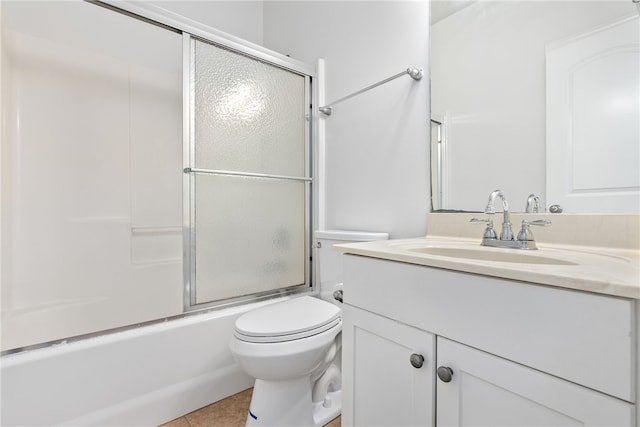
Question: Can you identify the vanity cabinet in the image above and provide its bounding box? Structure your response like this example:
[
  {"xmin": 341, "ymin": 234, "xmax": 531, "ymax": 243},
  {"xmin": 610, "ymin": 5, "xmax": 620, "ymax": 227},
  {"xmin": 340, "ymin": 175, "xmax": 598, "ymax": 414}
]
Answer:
[{"xmin": 341, "ymin": 254, "xmax": 636, "ymax": 426}]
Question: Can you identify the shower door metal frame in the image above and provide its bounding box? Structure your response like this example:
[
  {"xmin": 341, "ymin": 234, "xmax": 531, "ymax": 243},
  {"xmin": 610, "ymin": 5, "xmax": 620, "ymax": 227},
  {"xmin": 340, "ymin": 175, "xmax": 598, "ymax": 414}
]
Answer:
[
  {"xmin": 96, "ymin": 0, "xmax": 318, "ymax": 313},
  {"xmin": 182, "ymin": 33, "xmax": 315, "ymax": 312}
]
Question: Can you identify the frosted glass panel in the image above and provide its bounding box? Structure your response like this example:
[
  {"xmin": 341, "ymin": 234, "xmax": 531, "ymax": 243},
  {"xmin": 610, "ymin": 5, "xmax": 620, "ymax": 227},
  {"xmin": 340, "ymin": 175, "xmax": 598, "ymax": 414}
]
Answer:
[
  {"xmin": 193, "ymin": 175, "xmax": 307, "ymax": 304},
  {"xmin": 193, "ymin": 39, "xmax": 306, "ymax": 176}
]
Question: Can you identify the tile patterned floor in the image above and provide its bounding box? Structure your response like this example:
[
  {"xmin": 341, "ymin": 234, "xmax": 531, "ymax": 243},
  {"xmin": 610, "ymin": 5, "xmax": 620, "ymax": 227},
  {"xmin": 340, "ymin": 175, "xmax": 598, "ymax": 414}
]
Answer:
[{"xmin": 160, "ymin": 388, "xmax": 341, "ymax": 427}]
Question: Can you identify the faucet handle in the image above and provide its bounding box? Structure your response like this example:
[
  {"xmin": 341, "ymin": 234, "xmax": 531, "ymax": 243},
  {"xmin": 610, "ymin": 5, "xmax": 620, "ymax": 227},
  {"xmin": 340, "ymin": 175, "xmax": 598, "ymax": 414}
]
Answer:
[
  {"xmin": 470, "ymin": 218, "xmax": 490, "ymax": 223},
  {"xmin": 523, "ymin": 219, "xmax": 552, "ymax": 227},
  {"xmin": 517, "ymin": 219, "xmax": 552, "ymax": 242},
  {"xmin": 470, "ymin": 218, "xmax": 497, "ymax": 239}
]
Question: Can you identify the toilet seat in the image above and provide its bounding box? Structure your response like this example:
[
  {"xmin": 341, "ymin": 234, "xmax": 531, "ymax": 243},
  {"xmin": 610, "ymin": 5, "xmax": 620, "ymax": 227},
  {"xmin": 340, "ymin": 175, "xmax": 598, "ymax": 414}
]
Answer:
[{"xmin": 234, "ymin": 296, "xmax": 341, "ymax": 343}]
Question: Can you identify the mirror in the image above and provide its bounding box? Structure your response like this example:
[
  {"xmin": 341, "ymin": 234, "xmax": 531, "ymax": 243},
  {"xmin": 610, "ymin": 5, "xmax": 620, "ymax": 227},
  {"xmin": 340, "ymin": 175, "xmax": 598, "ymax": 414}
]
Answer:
[{"xmin": 430, "ymin": 1, "xmax": 639, "ymax": 213}]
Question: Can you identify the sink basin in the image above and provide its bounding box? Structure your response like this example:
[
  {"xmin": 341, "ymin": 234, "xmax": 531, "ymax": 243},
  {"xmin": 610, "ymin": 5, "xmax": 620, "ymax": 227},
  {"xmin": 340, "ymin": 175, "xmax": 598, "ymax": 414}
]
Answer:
[{"xmin": 408, "ymin": 247, "xmax": 578, "ymax": 265}]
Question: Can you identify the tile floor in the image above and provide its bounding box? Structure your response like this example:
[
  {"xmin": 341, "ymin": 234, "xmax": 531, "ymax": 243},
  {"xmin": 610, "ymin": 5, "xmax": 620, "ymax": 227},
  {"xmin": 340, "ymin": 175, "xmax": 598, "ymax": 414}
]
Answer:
[{"xmin": 160, "ymin": 388, "xmax": 341, "ymax": 427}]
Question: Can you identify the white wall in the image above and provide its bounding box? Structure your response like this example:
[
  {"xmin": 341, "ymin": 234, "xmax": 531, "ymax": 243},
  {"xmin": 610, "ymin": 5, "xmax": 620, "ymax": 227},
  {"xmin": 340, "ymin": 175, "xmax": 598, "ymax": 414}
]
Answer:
[
  {"xmin": 263, "ymin": 1, "xmax": 431, "ymax": 239},
  {"xmin": 431, "ymin": 1, "xmax": 636, "ymax": 212}
]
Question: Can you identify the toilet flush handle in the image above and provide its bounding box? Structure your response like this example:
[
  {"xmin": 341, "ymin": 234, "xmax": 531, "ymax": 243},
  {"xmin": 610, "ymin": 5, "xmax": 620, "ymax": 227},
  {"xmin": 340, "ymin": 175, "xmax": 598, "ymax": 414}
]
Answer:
[{"xmin": 333, "ymin": 289, "xmax": 343, "ymax": 303}]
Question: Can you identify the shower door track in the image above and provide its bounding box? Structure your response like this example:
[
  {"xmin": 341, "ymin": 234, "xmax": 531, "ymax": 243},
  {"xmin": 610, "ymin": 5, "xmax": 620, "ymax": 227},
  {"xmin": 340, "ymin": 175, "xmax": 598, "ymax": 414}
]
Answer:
[
  {"xmin": 94, "ymin": 1, "xmax": 315, "ymax": 77},
  {"xmin": 184, "ymin": 167, "xmax": 312, "ymax": 183}
]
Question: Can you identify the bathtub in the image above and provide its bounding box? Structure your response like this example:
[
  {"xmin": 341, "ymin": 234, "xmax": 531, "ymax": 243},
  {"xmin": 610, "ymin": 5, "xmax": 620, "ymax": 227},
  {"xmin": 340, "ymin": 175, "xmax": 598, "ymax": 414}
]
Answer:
[{"xmin": 0, "ymin": 298, "xmax": 290, "ymax": 426}]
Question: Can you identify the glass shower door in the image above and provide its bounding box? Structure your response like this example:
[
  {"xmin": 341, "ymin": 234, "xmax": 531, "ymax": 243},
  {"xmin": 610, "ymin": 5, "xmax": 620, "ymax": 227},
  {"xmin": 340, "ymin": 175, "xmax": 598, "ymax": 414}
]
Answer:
[{"xmin": 185, "ymin": 36, "xmax": 311, "ymax": 308}]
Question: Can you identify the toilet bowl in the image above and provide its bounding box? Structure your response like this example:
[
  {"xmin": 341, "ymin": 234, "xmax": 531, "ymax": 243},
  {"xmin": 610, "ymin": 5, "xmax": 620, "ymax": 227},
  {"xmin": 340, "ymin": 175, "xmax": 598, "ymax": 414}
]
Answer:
[
  {"xmin": 229, "ymin": 230, "xmax": 388, "ymax": 426},
  {"xmin": 229, "ymin": 296, "xmax": 342, "ymax": 427}
]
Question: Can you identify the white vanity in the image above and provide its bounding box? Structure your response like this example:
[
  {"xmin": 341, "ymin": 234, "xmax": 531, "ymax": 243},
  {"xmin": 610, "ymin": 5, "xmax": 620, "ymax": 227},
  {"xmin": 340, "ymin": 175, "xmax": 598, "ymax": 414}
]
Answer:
[{"xmin": 335, "ymin": 214, "xmax": 640, "ymax": 426}]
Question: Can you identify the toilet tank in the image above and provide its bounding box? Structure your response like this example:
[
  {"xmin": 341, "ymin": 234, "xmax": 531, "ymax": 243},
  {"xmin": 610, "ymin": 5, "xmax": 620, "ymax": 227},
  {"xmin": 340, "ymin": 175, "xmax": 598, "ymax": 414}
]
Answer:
[{"xmin": 314, "ymin": 230, "xmax": 389, "ymax": 303}]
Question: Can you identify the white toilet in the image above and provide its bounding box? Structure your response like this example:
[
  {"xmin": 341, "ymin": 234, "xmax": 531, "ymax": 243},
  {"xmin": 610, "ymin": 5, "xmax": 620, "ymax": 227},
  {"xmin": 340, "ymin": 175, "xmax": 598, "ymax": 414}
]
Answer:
[{"xmin": 229, "ymin": 230, "xmax": 389, "ymax": 427}]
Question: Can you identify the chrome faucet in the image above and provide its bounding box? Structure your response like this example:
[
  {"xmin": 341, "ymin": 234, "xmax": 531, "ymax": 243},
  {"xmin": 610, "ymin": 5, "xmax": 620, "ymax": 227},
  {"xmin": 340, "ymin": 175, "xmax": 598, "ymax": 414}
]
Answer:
[
  {"xmin": 525, "ymin": 194, "xmax": 542, "ymax": 213},
  {"xmin": 484, "ymin": 190, "xmax": 513, "ymax": 241},
  {"xmin": 470, "ymin": 189, "xmax": 552, "ymax": 250}
]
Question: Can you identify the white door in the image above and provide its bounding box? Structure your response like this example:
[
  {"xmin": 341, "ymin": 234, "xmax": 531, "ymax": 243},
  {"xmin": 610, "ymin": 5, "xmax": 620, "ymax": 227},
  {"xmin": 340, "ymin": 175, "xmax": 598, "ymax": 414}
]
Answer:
[
  {"xmin": 341, "ymin": 304, "xmax": 435, "ymax": 427},
  {"xmin": 546, "ymin": 16, "xmax": 639, "ymax": 213},
  {"xmin": 436, "ymin": 337, "xmax": 634, "ymax": 426}
]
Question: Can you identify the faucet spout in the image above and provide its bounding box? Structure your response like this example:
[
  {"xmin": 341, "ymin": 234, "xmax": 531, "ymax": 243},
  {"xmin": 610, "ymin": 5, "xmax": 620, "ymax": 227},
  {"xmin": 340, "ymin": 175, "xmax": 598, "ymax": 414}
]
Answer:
[
  {"xmin": 485, "ymin": 190, "xmax": 513, "ymax": 241},
  {"xmin": 525, "ymin": 193, "xmax": 542, "ymax": 213}
]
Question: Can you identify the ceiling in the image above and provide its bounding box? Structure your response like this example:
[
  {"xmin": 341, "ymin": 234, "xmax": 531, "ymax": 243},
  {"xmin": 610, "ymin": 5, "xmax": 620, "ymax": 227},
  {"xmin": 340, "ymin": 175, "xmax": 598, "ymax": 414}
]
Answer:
[{"xmin": 431, "ymin": 0, "xmax": 477, "ymax": 24}]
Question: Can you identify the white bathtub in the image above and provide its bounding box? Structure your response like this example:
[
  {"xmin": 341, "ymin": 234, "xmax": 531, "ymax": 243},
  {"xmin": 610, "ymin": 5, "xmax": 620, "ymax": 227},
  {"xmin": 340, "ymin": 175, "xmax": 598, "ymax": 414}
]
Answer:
[{"xmin": 0, "ymin": 298, "xmax": 290, "ymax": 426}]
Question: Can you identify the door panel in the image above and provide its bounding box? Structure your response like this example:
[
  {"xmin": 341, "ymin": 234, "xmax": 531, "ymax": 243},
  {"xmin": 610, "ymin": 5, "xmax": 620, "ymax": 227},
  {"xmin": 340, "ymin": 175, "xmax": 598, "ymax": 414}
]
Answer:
[
  {"xmin": 342, "ymin": 305, "xmax": 435, "ymax": 427},
  {"xmin": 436, "ymin": 338, "xmax": 634, "ymax": 426},
  {"xmin": 546, "ymin": 16, "xmax": 639, "ymax": 213}
]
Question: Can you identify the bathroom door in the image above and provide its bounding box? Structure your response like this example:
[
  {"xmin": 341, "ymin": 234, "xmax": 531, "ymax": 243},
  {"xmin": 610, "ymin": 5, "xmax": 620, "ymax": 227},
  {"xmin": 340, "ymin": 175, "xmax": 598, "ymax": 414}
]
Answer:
[{"xmin": 184, "ymin": 35, "xmax": 313, "ymax": 308}]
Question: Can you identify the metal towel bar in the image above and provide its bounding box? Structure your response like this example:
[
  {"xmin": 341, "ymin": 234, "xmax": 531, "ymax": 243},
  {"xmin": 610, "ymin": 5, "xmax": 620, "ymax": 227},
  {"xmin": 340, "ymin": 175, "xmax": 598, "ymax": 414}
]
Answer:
[{"xmin": 319, "ymin": 67, "xmax": 423, "ymax": 116}]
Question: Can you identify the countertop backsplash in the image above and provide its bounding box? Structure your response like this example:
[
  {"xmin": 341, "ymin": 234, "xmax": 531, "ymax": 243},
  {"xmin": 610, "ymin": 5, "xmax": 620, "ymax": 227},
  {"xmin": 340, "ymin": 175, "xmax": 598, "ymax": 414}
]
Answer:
[{"xmin": 427, "ymin": 212, "xmax": 640, "ymax": 251}]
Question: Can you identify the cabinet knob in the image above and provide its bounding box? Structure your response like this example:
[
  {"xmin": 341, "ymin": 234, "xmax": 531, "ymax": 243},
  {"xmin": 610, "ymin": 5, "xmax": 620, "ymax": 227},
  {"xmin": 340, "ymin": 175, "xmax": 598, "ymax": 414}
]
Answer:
[
  {"xmin": 409, "ymin": 353, "xmax": 424, "ymax": 369},
  {"xmin": 437, "ymin": 366, "xmax": 454, "ymax": 383}
]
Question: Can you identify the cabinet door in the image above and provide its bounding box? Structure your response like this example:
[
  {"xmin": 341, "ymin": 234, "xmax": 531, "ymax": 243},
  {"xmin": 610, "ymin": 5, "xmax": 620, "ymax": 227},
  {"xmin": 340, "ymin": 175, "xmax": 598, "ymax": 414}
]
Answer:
[
  {"xmin": 436, "ymin": 338, "xmax": 634, "ymax": 426},
  {"xmin": 342, "ymin": 304, "xmax": 435, "ymax": 427}
]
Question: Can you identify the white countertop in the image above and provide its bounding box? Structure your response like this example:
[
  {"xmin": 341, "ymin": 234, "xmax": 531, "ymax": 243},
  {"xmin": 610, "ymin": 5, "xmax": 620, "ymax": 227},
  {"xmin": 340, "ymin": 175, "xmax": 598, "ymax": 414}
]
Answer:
[{"xmin": 334, "ymin": 237, "xmax": 640, "ymax": 299}]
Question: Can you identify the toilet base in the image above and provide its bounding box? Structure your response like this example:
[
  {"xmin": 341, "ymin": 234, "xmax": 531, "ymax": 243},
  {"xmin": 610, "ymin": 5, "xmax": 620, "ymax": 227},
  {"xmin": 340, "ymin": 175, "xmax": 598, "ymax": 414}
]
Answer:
[
  {"xmin": 312, "ymin": 389, "xmax": 342, "ymax": 426},
  {"xmin": 245, "ymin": 378, "xmax": 341, "ymax": 427}
]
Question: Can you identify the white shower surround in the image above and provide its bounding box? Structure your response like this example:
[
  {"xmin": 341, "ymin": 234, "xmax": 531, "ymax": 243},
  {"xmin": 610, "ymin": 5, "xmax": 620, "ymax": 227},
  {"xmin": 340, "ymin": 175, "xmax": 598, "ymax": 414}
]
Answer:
[{"xmin": 0, "ymin": 0, "xmax": 185, "ymax": 352}]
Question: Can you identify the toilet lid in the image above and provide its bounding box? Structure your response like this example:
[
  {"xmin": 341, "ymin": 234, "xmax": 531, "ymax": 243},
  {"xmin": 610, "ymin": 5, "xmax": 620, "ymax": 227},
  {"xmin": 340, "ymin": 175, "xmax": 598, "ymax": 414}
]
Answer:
[{"xmin": 234, "ymin": 296, "xmax": 341, "ymax": 343}]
